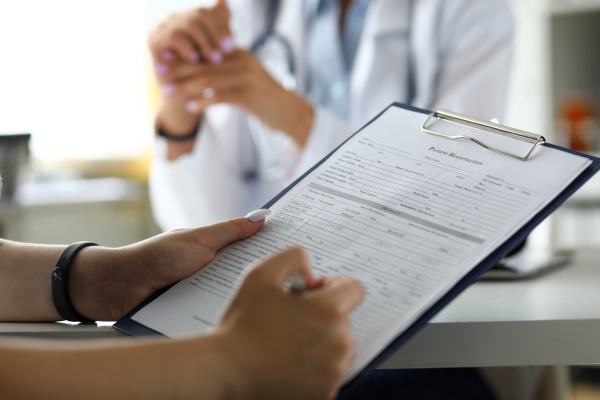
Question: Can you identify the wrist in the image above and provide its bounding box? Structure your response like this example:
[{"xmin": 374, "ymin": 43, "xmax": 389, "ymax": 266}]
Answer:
[
  {"xmin": 188, "ymin": 333, "xmax": 239, "ymax": 400},
  {"xmin": 156, "ymin": 99, "xmax": 202, "ymax": 137},
  {"xmin": 209, "ymin": 330, "xmax": 249, "ymax": 400},
  {"xmin": 156, "ymin": 102, "xmax": 202, "ymax": 160},
  {"xmin": 69, "ymin": 246, "xmax": 129, "ymax": 321}
]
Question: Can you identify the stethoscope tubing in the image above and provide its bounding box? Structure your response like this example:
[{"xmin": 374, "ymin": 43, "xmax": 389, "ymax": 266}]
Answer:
[{"xmin": 245, "ymin": 0, "xmax": 416, "ymax": 180}]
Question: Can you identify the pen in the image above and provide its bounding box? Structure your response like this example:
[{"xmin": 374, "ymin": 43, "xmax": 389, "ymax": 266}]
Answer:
[{"xmin": 285, "ymin": 273, "xmax": 307, "ymax": 293}]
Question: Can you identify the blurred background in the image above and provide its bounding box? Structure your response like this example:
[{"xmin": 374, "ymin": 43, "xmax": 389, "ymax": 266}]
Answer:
[
  {"xmin": 0, "ymin": 0, "xmax": 600, "ymax": 398},
  {"xmin": 1, "ymin": 0, "xmax": 599, "ymax": 248},
  {"xmin": 1, "ymin": 0, "xmax": 600, "ymax": 248}
]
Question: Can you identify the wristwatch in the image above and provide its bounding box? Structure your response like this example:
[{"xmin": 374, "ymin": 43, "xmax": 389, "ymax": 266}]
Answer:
[{"xmin": 51, "ymin": 242, "xmax": 98, "ymax": 323}]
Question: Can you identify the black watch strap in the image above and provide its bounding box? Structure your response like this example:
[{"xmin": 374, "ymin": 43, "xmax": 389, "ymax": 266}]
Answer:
[
  {"xmin": 156, "ymin": 125, "xmax": 199, "ymax": 142},
  {"xmin": 51, "ymin": 242, "xmax": 98, "ymax": 323}
]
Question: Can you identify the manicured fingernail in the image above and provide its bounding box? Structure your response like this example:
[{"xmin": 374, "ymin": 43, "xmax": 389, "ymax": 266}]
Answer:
[
  {"xmin": 211, "ymin": 50, "xmax": 223, "ymax": 64},
  {"xmin": 190, "ymin": 51, "xmax": 200, "ymax": 63},
  {"xmin": 202, "ymin": 88, "xmax": 215, "ymax": 99},
  {"xmin": 245, "ymin": 209, "xmax": 271, "ymax": 222},
  {"xmin": 155, "ymin": 64, "xmax": 168, "ymax": 76},
  {"xmin": 162, "ymin": 84, "xmax": 176, "ymax": 96},
  {"xmin": 221, "ymin": 36, "xmax": 235, "ymax": 53},
  {"xmin": 161, "ymin": 49, "xmax": 176, "ymax": 61},
  {"xmin": 186, "ymin": 100, "xmax": 200, "ymax": 113}
]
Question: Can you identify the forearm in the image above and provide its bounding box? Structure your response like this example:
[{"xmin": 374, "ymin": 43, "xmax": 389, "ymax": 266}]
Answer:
[
  {"xmin": 0, "ymin": 335, "xmax": 230, "ymax": 400},
  {"xmin": 0, "ymin": 239, "xmax": 65, "ymax": 321},
  {"xmin": 278, "ymin": 91, "xmax": 314, "ymax": 149},
  {"xmin": 0, "ymin": 239, "xmax": 131, "ymax": 322}
]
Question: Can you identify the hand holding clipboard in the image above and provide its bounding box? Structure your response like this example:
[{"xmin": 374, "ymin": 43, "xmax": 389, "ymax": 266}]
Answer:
[{"xmin": 116, "ymin": 103, "xmax": 600, "ymax": 399}]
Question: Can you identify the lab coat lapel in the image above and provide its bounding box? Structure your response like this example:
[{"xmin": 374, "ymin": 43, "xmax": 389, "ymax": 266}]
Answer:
[
  {"xmin": 274, "ymin": 1, "xmax": 307, "ymax": 91},
  {"xmin": 350, "ymin": 0, "xmax": 411, "ymax": 128}
]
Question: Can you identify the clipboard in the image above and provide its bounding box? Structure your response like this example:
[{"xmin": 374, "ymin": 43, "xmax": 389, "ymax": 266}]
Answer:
[{"xmin": 114, "ymin": 103, "xmax": 600, "ymax": 399}]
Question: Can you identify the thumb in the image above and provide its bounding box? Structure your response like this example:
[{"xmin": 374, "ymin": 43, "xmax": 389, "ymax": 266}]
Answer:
[
  {"xmin": 247, "ymin": 247, "xmax": 315, "ymax": 289},
  {"xmin": 192, "ymin": 215, "xmax": 265, "ymax": 250},
  {"xmin": 214, "ymin": 0, "xmax": 229, "ymax": 11}
]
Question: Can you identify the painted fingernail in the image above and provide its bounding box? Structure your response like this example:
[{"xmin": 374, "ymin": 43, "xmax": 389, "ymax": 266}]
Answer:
[
  {"xmin": 202, "ymin": 88, "xmax": 215, "ymax": 99},
  {"xmin": 162, "ymin": 83, "xmax": 176, "ymax": 96},
  {"xmin": 155, "ymin": 64, "xmax": 168, "ymax": 76},
  {"xmin": 161, "ymin": 49, "xmax": 176, "ymax": 61},
  {"xmin": 245, "ymin": 209, "xmax": 272, "ymax": 222},
  {"xmin": 190, "ymin": 51, "xmax": 201, "ymax": 63},
  {"xmin": 186, "ymin": 100, "xmax": 200, "ymax": 113},
  {"xmin": 221, "ymin": 36, "xmax": 236, "ymax": 53},
  {"xmin": 211, "ymin": 50, "xmax": 223, "ymax": 64}
]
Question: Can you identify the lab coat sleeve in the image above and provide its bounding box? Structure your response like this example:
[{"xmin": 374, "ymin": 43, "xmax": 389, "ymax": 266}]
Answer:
[
  {"xmin": 430, "ymin": 0, "xmax": 515, "ymax": 120},
  {"xmin": 292, "ymin": 106, "xmax": 354, "ymax": 177},
  {"xmin": 150, "ymin": 106, "xmax": 256, "ymax": 231}
]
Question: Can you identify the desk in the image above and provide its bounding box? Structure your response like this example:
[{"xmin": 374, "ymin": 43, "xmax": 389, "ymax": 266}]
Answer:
[
  {"xmin": 2, "ymin": 249, "xmax": 600, "ymax": 369},
  {"xmin": 0, "ymin": 178, "xmax": 157, "ymax": 247}
]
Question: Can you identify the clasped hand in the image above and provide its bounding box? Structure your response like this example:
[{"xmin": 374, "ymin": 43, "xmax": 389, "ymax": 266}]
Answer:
[{"xmin": 149, "ymin": 1, "xmax": 313, "ymax": 147}]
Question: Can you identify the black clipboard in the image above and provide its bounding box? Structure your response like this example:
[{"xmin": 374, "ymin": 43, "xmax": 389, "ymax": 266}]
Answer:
[{"xmin": 115, "ymin": 103, "xmax": 600, "ymax": 398}]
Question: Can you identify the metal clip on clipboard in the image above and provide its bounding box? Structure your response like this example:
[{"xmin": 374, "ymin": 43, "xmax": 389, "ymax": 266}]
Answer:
[{"xmin": 421, "ymin": 110, "xmax": 546, "ymax": 161}]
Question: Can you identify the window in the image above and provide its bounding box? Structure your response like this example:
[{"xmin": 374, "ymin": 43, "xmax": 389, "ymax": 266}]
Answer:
[{"xmin": 0, "ymin": 1, "xmax": 153, "ymax": 161}]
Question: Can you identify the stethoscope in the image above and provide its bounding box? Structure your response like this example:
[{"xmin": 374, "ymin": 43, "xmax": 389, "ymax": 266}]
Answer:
[
  {"xmin": 244, "ymin": 0, "xmax": 416, "ymax": 181},
  {"xmin": 243, "ymin": 0, "xmax": 297, "ymax": 181},
  {"xmin": 250, "ymin": 0, "xmax": 297, "ymax": 80}
]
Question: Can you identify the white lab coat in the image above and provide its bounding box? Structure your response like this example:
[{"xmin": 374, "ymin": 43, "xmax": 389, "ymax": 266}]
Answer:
[{"xmin": 151, "ymin": 0, "xmax": 514, "ymax": 230}]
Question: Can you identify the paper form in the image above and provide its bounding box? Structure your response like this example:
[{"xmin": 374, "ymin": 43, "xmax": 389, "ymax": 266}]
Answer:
[{"xmin": 133, "ymin": 107, "xmax": 591, "ymax": 381}]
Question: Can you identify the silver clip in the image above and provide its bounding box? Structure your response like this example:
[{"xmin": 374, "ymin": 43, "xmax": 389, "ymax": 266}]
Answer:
[{"xmin": 421, "ymin": 110, "xmax": 546, "ymax": 161}]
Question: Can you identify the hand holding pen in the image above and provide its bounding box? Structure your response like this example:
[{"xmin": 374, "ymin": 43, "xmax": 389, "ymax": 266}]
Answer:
[{"xmin": 215, "ymin": 246, "xmax": 365, "ymax": 400}]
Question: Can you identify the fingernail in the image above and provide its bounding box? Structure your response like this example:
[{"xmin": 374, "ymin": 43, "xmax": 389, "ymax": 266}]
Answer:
[
  {"xmin": 221, "ymin": 36, "xmax": 236, "ymax": 53},
  {"xmin": 161, "ymin": 49, "xmax": 176, "ymax": 61},
  {"xmin": 162, "ymin": 83, "xmax": 176, "ymax": 96},
  {"xmin": 211, "ymin": 50, "xmax": 223, "ymax": 64},
  {"xmin": 245, "ymin": 209, "xmax": 271, "ymax": 222},
  {"xmin": 186, "ymin": 100, "xmax": 200, "ymax": 113},
  {"xmin": 155, "ymin": 64, "xmax": 168, "ymax": 76},
  {"xmin": 202, "ymin": 87, "xmax": 215, "ymax": 99},
  {"xmin": 190, "ymin": 51, "xmax": 200, "ymax": 63}
]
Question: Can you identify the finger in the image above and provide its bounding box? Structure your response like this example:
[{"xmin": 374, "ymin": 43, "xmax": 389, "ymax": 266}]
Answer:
[
  {"xmin": 188, "ymin": 19, "xmax": 220, "ymax": 63},
  {"xmin": 308, "ymin": 276, "xmax": 326, "ymax": 290},
  {"xmin": 193, "ymin": 216, "xmax": 265, "ymax": 250},
  {"xmin": 214, "ymin": 0, "xmax": 228, "ymax": 10},
  {"xmin": 158, "ymin": 59, "xmax": 240, "ymax": 84},
  {"xmin": 202, "ymin": 13, "xmax": 232, "ymax": 54},
  {"xmin": 310, "ymin": 277, "xmax": 365, "ymax": 315},
  {"xmin": 159, "ymin": 49, "xmax": 178, "ymax": 63},
  {"xmin": 215, "ymin": 2, "xmax": 233, "ymax": 51},
  {"xmin": 184, "ymin": 85, "xmax": 249, "ymax": 114},
  {"xmin": 149, "ymin": 26, "xmax": 175, "ymax": 62},
  {"xmin": 249, "ymin": 247, "xmax": 315, "ymax": 289},
  {"xmin": 168, "ymin": 32, "xmax": 201, "ymax": 63},
  {"xmin": 155, "ymin": 60, "xmax": 203, "ymax": 83},
  {"xmin": 179, "ymin": 71, "xmax": 243, "ymax": 96},
  {"xmin": 156, "ymin": 62, "xmax": 206, "ymax": 83},
  {"xmin": 160, "ymin": 49, "xmax": 248, "ymax": 83}
]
